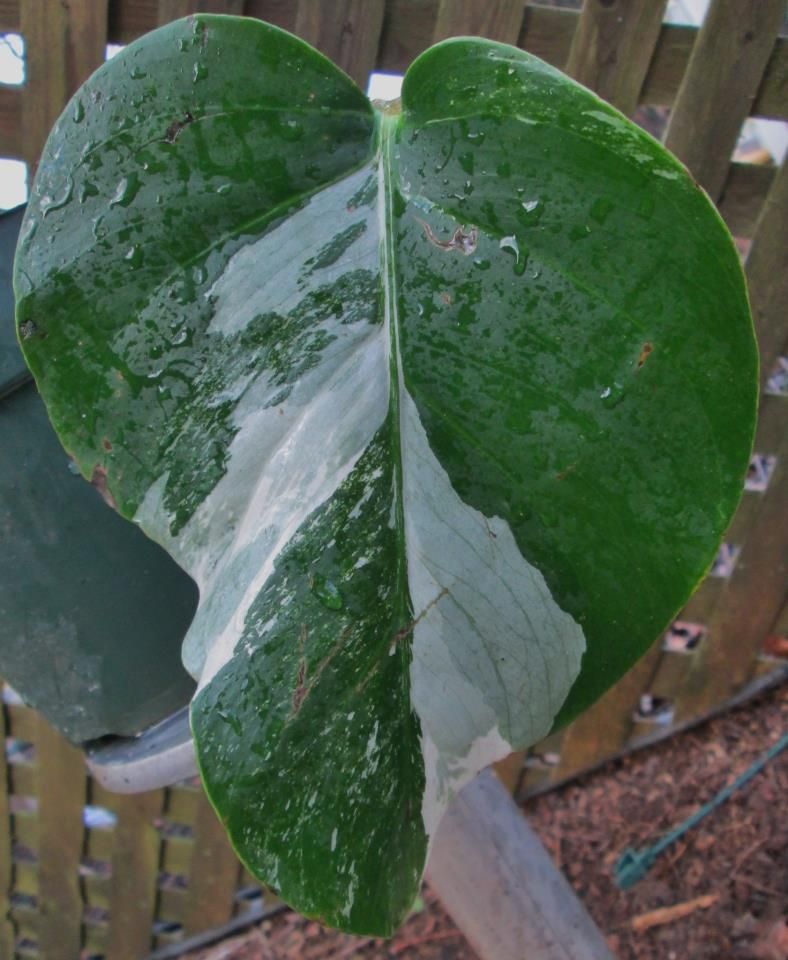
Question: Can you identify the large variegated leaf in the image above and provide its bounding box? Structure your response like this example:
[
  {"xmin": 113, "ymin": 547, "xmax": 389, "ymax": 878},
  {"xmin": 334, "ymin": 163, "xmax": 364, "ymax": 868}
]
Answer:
[{"xmin": 14, "ymin": 16, "xmax": 756, "ymax": 934}]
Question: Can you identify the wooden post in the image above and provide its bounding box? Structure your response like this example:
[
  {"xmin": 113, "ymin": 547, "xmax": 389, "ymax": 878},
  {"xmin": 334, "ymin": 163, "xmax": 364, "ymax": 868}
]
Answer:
[
  {"xmin": 106, "ymin": 791, "xmax": 165, "ymax": 960},
  {"xmin": 181, "ymin": 796, "xmax": 241, "ymax": 935},
  {"xmin": 745, "ymin": 160, "xmax": 788, "ymax": 389},
  {"xmin": 427, "ymin": 770, "xmax": 614, "ymax": 960},
  {"xmin": 35, "ymin": 717, "xmax": 86, "ymax": 960},
  {"xmin": 663, "ymin": 0, "xmax": 784, "ymax": 200},
  {"xmin": 565, "ymin": 0, "xmax": 668, "ymax": 116},
  {"xmin": 432, "ymin": 0, "xmax": 525, "ymax": 45},
  {"xmin": 157, "ymin": 0, "xmax": 245, "ymax": 25},
  {"xmin": 294, "ymin": 0, "xmax": 385, "ymax": 89},
  {"xmin": 20, "ymin": 0, "xmax": 107, "ymax": 175},
  {"xmin": 0, "ymin": 692, "xmax": 14, "ymax": 958}
]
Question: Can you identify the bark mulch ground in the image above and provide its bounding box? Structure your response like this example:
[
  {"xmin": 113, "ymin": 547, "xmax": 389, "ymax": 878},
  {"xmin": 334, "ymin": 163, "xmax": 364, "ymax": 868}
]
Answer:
[{"xmin": 186, "ymin": 680, "xmax": 786, "ymax": 960}]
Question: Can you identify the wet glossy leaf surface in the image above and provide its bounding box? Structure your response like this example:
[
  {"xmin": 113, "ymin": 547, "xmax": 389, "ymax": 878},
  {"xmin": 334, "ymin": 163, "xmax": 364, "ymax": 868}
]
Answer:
[{"xmin": 14, "ymin": 17, "xmax": 756, "ymax": 935}]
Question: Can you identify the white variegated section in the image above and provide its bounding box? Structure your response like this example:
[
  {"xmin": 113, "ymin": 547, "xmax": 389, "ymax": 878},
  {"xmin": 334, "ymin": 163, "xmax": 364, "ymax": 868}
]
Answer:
[
  {"xmin": 378, "ymin": 114, "xmax": 585, "ymax": 840},
  {"xmin": 135, "ymin": 164, "xmax": 388, "ymax": 685},
  {"xmin": 399, "ymin": 389, "xmax": 586, "ymax": 838}
]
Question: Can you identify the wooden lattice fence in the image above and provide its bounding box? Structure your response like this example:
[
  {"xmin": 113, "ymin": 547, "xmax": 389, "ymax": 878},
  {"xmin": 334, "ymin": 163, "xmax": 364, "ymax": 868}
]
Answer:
[{"xmin": 0, "ymin": 2, "xmax": 786, "ymax": 958}]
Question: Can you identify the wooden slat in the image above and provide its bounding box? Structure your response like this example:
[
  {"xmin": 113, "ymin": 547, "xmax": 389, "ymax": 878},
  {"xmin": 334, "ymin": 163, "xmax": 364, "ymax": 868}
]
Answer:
[
  {"xmin": 718, "ymin": 161, "xmax": 775, "ymax": 238},
  {"xmin": 98, "ymin": 2, "xmax": 788, "ymax": 120},
  {"xmin": 108, "ymin": 0, "xmax": 158, "ymax": 42},
  {"xmin": 35, "ymin": 716, "xmax": 86, "ymax": 960},
  {"xmin": 107, "ymin": 791, "xmax": 164, "ymax": 960},
  {"xmin": 5, "ymin": 704, "xmax": 37, "ymax": 743},
  {"xmin": 745, "ymin": 159, "xmax": 788, "ymax": 388},
  {"xmin": 181, "ymin": 796, "xmax": 240, "ymax": 935},
  {"xmin": 157, "ymin": 0, "xmax": 245, "ymax": 25},
  {"xmin": 0, "ymin": 86, "xmax": 23, "ymax": 160},
  {"xmin": 0, "ymin": 696, "xmax": 15, "ymax": 958},
  {"xmin": 673, "ymin": 398, "xmax": 788, "ymax": 721},
  {"xmin": 243, "ymin": 0, "xmax": 296, "ymax": 32},
  {"xmin": 565, "ymin": 0, "xmax": 668, "ymax": 116},
  {"xmin": 754, "ymin": 36, "xmax": 788, "ymax": 119},
  {"xmin": 377, "ymin": 0, "xmax": 440, "ymax": 74},
  {"xmin": 516, "ymin": 4, "xmax": 575, "ymax": 69},
  {"xmin": 554, "ymin": 639, "xmax": 662, "ymax": 780},
  {"xmin": 293, "ymin": 0, "xmax": 385, "ymax": 88},
  {"xmin": 663, "ymin": 0, "xmax": 785, "ymax": 201},
  {"xmin": 20, "ymin": 0, "xmax": 108, "ymax": 171},
  {"xmin": 432, "ymin": 0, "xmax": 525, "ymax": 45},
  {"xmin": 0, "ymin": 0, "xmax": 19, "ymax": 32}
]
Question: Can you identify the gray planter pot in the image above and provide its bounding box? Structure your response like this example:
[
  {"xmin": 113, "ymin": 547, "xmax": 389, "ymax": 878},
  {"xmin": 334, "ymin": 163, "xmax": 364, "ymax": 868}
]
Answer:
[{"xmin": 1, "ymin": 205, "xmax": 198, "ymax": 768}]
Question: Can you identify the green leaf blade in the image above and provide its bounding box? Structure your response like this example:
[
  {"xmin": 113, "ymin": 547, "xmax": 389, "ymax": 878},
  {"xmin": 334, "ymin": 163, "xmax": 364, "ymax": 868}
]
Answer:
[
  {"xmin": 12, "ymin": 25, "xmax": 757, "ymax": 938},
  {"xmin": 397, "ymin": 38, "xmax": 758, "ymax": 724}
]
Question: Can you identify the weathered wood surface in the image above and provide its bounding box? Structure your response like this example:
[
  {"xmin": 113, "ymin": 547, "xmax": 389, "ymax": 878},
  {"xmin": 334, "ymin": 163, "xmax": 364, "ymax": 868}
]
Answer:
[
  {"xmin": 718, "ymin": 161, "xmax": 776, "ymax": 238},
  {"xmin": 294, "ymin": 0, "xmax": 385, "ymax": 87},
  {"xmin": 34, "ymin": 716, "xmax": 86, "ymax": 959},
  {"xmin": 106, "ymin": 790, "xmax": 165, "ymax": 960},
  {"xmin": 565, "ymin": 0, "xmax": 667, "ymax": 116},
  {"xmin": 673, "ymin": 403, "xmax": 788, "ymax": 722},
  {"xmin": 555, "ymin": 641, "xmax": 663, "ymax": 781},
  {"xmin": 427, "ymin": 769, "xmax": 615, "ymax": 960},
  {"xmin": 0, "ymin": 691, "xmax": 14, "ymax": 958},
  {"xmin": 432, "ymin": 0, "xmax": 525, "ymax": 45},
  {"xmin": 158, "ymin": 0, "xmax": 246, "ymax": 25},
  {"xmin": 20, "ymin": 0, "xmax": 107, "ymax": 171},
  {"xmin": 664, "ymin": 0, "xmax": 785, "ymax": 200},
  {"xmin": 745, "ymin": 160, "xmax": 788, "ymax": 387},
  {"xmin": 181, "ymin": 796, "xmax": 241, "ymax": 935}
]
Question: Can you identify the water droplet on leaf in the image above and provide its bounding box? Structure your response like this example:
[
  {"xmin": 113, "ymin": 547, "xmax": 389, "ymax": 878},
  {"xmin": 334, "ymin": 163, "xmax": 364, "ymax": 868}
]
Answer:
[
  {"xmin": 110, "ymin": 173, "xmax": 141, "ymax": 208},
  {"xmin": 600, "ymin": 382, "xmax": 625, "ymax": 408}
]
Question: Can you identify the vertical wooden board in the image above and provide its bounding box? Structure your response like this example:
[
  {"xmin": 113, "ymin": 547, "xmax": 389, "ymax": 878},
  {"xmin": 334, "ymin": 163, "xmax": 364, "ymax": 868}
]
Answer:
[
  {"xmin": 745, "ymin": 160, "xmax": 788, "ymax": 389},
  {"xmin": 753, "ymin": 37, "xmax": 788, "ymax": 120},
  {"xmin": 181, "ymin": 794, "xmax": 241, "ymax": 935},
  {"xmin": 20, "ymin": 0, "xmax": 108, "ymax": 172},
  {"xmin": 517, "ymin": 729, "xmax": 566, "ymax": 799},
  {"xmin": 106, "ymin": 790, "xmax": 164, "ymax": 960},
  {"xmin": 565, "ymin": 0, "xmax": 668, "ymax": 116},
  {"xmin": 432, "ymin": 0, "xmax": 525, "ymax": 45},
  {"xmin": 157, "ymin": 0, "xmax": 245, "ymax": 25},
  {"xmin": 0, "ymin": 87, "xmax": 23, "ymax": 161},
  {"xmin": 0, "ymin": 694, "xmax": 15, "ymax": 959},
  {"xmin": 34, "ymin": 715, "xmax": 86, "ymax": 960},
  {"xmin": 376, "ymin": 0, "xmax": 440, "ymax": 75},
  {"xmin": 663, "ymin": 0, "xmax": 785, "ymax": 200},
  {"xmin": 516, "ymin": 5, "xmax": 576, "ymax": 69},
  {"xmin": 718, "ymin": 161, "xmax": 775, "ymax": 238},
  {"xmin": 293, "ymin": 0, "xmax": 385, "ymax": 88},
  {"xmin": 673, "ymin": 402, "xmax": 788, "ymax": 721},
  {"xmin": 639, "ymin": 23, "xmax": 694, "ymax": 106},
  {"xmin": 108, "ymin": 0, "xmax": 158, "ymax": 43},
  {"xmin": 0, "ymin": 1, "xmax": 20, "ymax": 32},
  {"xmin": 244, "ymin": 0, "xmax": 296, "ymax": 34},
  {"xmin": 555, "ymin": 639, "xmax": 663, "ymax": 780}
]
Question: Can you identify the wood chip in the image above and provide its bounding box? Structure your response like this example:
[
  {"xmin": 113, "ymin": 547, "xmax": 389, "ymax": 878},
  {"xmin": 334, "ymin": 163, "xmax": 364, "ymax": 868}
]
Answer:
[{"xmin": 631, "ymin": 893, "xmax": 720, "ymax": 933}]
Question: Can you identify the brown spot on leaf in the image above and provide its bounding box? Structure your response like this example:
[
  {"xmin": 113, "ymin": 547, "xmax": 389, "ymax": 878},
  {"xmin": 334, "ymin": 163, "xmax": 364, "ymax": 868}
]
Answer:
[
  {"xmin": 102, "ymin": 438, "xmax": 113, "ymax": 452},
  {"xmin": 556, "ymin": 464, "xmax": 577, "ymax": 481},
  {"xmin": 416, "ymin": 216, "xmax": 478, "ymax": 255},
  {"xmin": 440, "ymin": 291, "xmax": 453, "ymax": 305},
  {"xmin": 638, "ymin": 342, "xmax": 653, "ymax": 368},
  {"xmin": 90, "ymin": 465, "xmax": 117, "ymax": 510},
  {"xmin": 164, "ymin": 112, "xmax": 194, "ymax": 144}
]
